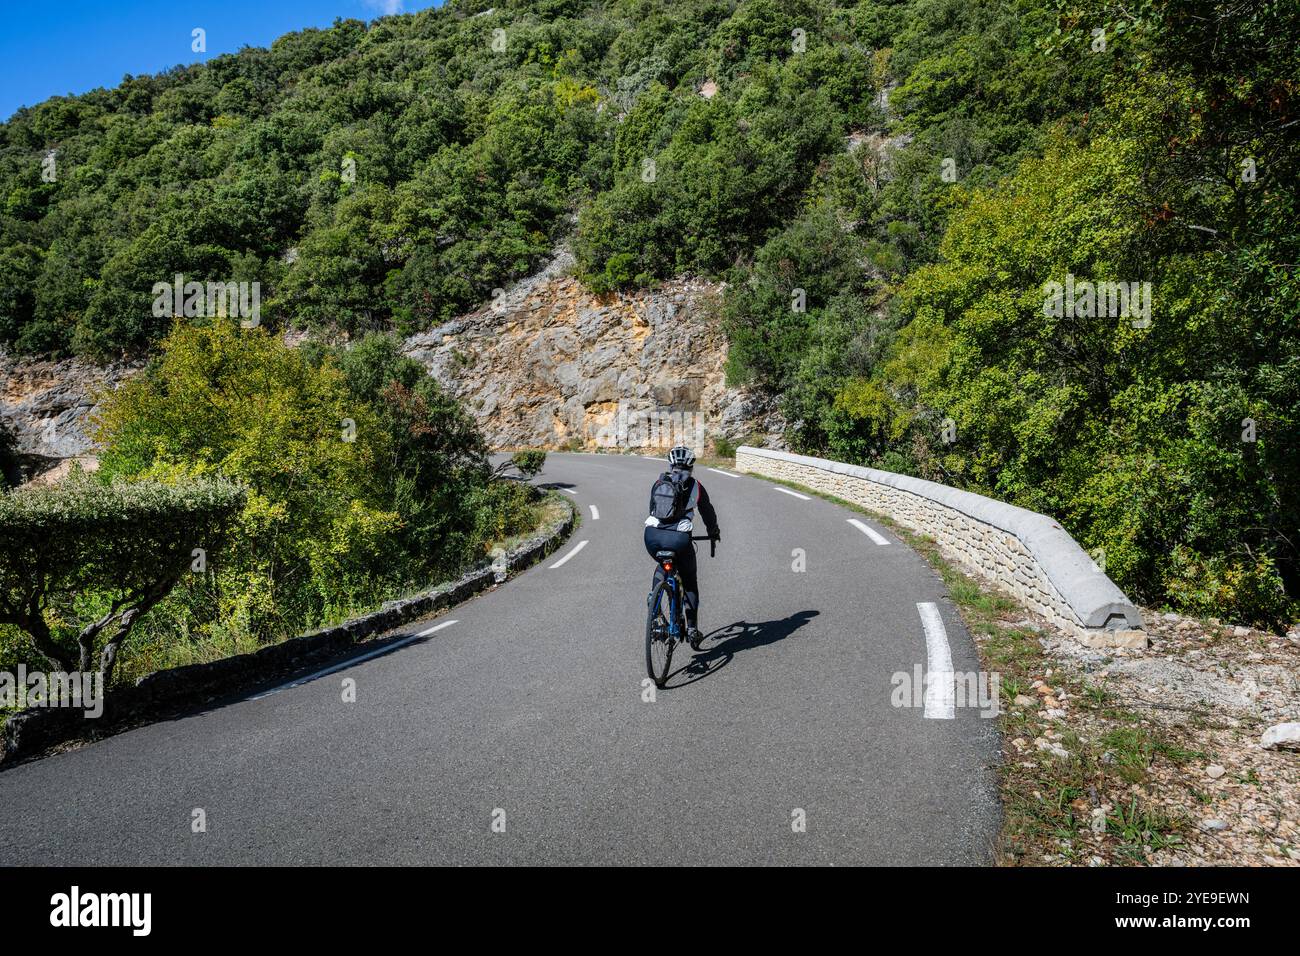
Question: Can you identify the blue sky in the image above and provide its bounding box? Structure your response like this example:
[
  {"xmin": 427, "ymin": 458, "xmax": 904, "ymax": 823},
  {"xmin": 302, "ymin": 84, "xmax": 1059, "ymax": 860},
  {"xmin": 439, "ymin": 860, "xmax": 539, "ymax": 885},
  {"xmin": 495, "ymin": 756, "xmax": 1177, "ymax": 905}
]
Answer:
[{"xmin": 0, "ymin": 0, "xmax": 442, "ymax": 121}]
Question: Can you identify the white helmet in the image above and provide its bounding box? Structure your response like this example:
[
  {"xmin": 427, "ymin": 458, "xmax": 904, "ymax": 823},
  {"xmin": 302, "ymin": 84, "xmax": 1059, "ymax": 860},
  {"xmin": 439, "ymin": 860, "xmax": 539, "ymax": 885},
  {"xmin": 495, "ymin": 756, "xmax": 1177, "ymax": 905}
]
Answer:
[{"xmin": 668, "ymin": 445, "xmax": 696, "ymax": 469}]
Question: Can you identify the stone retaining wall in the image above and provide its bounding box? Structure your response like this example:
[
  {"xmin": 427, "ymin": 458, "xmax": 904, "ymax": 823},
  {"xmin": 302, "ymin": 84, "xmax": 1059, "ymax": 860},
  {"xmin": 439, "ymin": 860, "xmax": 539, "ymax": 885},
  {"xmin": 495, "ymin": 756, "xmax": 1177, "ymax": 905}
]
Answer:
[{"xmin": 735, "ymin": 447, "xmax": 1145, "ymax": 646}]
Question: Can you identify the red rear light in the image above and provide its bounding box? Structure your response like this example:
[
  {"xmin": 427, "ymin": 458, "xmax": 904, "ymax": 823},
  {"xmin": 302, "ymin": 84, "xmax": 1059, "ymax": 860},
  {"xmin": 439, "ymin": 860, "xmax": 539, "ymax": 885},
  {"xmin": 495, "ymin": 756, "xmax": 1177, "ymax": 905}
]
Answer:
[{"xmin": 663, "ymin": 561, "xmax": 672, "ymax": 571}]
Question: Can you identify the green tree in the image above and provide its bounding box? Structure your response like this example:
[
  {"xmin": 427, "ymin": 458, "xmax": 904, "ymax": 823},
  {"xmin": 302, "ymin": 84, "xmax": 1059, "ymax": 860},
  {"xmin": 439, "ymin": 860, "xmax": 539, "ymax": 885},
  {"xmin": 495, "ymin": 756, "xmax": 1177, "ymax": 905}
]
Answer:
[{"xmin": 95, "ymin": 320, "xmax": 399, "ymax": 635}]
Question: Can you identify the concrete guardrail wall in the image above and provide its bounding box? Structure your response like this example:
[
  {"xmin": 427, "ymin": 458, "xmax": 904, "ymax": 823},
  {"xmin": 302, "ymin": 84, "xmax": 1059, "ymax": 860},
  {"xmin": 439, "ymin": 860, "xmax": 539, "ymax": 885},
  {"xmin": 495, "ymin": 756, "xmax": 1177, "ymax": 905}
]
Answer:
[{"xmin": 734, "ymin": 447, "xmax": 1146, "ymax": 648}]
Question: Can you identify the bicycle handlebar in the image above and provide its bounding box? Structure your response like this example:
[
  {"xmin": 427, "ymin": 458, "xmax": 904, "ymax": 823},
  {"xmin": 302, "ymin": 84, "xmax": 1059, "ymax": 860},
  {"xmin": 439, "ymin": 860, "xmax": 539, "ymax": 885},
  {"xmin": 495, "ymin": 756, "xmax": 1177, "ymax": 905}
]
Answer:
[{"xmin": 691, "ymin": 534, "xmax": 718, "ymax": 557}]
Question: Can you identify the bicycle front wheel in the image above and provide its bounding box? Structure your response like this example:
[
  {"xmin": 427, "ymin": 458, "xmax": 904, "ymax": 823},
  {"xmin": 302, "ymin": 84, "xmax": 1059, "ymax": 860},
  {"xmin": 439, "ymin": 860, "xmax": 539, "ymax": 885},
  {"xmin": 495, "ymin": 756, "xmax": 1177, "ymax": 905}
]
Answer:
[{"xmin": 645, "ymin": 582, "xmax": 676, "ymax": 688}]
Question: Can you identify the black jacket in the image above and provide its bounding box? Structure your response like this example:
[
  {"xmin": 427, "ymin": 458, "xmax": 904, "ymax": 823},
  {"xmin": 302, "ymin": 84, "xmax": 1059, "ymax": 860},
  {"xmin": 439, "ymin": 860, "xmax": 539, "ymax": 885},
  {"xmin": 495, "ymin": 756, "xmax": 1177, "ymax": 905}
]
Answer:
[{"xmin": 691, "ymin": 476, "xmax": 720, "ymax": 538}]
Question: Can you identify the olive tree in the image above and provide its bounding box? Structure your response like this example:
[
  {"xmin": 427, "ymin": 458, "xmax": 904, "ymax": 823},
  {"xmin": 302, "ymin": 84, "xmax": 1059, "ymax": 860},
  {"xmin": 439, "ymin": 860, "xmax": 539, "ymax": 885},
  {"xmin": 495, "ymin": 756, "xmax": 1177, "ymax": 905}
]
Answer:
[{"xmin": 0, "ymin": 475, "xmax": 246, "ymax": 682}]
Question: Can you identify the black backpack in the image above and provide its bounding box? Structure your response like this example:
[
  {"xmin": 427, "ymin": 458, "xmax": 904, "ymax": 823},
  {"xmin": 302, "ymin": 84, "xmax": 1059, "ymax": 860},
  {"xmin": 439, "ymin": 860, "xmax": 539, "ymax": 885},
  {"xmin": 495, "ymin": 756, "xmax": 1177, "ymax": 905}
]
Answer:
[{"xmin": 649, "ymin": 469, "xmax": 695, "ymax": 523}]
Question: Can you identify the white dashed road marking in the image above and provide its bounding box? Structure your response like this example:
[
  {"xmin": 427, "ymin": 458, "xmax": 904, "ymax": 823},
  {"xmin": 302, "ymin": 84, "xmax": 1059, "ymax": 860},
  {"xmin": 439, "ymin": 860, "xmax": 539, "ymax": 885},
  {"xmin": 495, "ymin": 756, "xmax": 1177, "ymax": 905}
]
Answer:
[
  {"xmin": 589, "ymin": 505, "xmax": 600, "ymax": 520},
  {"xmin": 560, "ymin": 487, "xmax": 577, "ymax": 495},
  {"xmin": 707, "ymin": 468, "xmax": 739, "ymax": 478},
  {"xmin": 774, "ymin": 487, "xmax": 811, "ymax": 500},
  {"xmin": 847, "ymin": 518, "xmax": 890, "ymax": 545},
  {"xmin": 548, "ymin": 539, "xmax": 589, "ymax": 569},
  {"xmin": 916, "ymin": 602, "xmax": 955, "ymax": 720}
]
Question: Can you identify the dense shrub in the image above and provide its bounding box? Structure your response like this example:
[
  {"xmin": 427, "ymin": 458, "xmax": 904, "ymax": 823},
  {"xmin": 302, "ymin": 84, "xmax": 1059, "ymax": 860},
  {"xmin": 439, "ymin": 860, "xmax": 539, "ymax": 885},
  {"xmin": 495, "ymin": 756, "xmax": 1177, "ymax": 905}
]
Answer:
[
  {"xmin": 0, "ymin": 475, "xmax": 245, "ymax": 680},
  {"xmin": 86, "ymin": 321, "xmax": 539, "ymax": 675}
]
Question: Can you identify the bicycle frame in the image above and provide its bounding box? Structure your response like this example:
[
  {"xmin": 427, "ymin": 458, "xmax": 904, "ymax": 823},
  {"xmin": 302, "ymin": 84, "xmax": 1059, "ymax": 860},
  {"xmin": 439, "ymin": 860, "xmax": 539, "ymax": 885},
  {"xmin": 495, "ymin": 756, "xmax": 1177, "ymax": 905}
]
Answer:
[
  {"xmin": 645, "ymin": 534, "xmax": 715, "ymax": 687},
  {"xmin": 656, "ymin": 560, "xmax": 684, "ymax": 639},
  {"xmin": 653, "ymin": 534, "xmax": 714, "ymax": 641}
]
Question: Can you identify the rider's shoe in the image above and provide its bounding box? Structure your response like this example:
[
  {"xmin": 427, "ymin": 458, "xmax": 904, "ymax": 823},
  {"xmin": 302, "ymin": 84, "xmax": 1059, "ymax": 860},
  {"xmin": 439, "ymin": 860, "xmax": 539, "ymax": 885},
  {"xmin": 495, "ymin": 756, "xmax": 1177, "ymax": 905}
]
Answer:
[{"xmin": 687, "ymin": 625, "xmax": 704, "ymax": 650}]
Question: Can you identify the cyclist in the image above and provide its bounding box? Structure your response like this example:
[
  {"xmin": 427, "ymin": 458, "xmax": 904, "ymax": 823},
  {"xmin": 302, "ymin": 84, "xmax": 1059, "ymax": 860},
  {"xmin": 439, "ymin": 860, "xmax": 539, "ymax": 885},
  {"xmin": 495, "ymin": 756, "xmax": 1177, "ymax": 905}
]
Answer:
[{"xmin": 644, "ymin": 445, "xmax": 720, "ymax": 649}]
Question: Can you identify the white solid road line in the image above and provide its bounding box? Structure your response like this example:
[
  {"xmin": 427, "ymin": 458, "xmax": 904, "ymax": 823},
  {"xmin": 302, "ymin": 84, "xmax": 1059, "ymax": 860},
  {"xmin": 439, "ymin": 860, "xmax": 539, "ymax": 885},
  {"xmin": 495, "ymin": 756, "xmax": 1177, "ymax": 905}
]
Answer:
[
  {"xmin": 707, "ymin": 467, "xmax": 739, "ymax": 478},
  {"xmin": 560, "ymin": 487, "xmax": 577, "ymax": 495},
  {"xmin": 774, "ymin": 487, "xmax": 811, "ymax": 500},
  {"xmin": 847, "ymin": 518, "xmax": 890, "ymax": 545},
  {"xmin": 643, "ymin": 456, "xmax": 667, "ymax": 462},
  {"xmin": 548, "ymin": 539, "xmax": 589, "ymax": 569},
  {"xmin": 248, "ymin": 620, "xmax": 458, "ymax": 700},
  {"xmin": 589, "ymin": 504, "xmax": 600, "ymax": 520},
  {"xmin": 916, "ymin": 602, "xmax": 956, "ymax": 720}
]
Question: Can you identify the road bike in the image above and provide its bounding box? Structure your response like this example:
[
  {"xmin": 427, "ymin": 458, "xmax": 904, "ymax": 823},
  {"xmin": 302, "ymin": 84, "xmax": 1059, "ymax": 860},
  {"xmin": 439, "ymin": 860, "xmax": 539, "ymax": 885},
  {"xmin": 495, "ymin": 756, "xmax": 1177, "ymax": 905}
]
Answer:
[{"xmin": 645, "ymin": 534, "xmax": 715, "ymax": 688}]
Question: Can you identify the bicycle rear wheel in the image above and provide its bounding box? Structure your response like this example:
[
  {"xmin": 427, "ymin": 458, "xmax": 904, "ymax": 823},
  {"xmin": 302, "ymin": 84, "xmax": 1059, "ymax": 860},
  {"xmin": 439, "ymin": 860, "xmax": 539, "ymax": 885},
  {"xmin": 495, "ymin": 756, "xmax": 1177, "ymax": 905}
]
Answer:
[{"xmin": 645, "ymin": 582, "xmax": 676, "ymax": 688}]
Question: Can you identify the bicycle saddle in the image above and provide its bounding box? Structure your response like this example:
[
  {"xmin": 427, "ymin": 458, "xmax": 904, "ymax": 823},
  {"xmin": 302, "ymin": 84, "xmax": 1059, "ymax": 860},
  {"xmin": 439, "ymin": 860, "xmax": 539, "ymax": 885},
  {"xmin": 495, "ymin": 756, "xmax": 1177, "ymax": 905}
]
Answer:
[{"xmin": 654, "ymin": 549, "xmax": 677, "ymax": 560}]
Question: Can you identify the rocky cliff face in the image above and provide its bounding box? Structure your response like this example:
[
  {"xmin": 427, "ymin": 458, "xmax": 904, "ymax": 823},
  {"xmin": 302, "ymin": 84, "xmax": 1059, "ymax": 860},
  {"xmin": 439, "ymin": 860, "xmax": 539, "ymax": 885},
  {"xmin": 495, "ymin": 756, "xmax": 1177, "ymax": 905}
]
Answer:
[
  {"xmin": 0, "ymin": 353, "xmax": 136, "ymax": 483},
  {"xmin": 402, "ymin": 250, "xmax": 784, "ymax": 452}
]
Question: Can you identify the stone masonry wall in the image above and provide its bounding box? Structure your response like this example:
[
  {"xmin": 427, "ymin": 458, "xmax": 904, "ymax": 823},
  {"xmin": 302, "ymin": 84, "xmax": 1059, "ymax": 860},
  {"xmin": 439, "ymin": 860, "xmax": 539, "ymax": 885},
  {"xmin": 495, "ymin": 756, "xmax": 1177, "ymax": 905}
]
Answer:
[{"xmin": 735, "ymin": 447, "xmax": 1146, "ymax": 648}]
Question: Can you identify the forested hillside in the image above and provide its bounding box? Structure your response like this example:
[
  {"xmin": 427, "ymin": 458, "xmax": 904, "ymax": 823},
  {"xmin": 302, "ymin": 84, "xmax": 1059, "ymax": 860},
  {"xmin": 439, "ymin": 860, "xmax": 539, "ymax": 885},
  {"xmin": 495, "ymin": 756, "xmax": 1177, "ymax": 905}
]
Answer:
[{"xmin": 2, "ymin": 0, "xmax": 1297, "ymax": 626}]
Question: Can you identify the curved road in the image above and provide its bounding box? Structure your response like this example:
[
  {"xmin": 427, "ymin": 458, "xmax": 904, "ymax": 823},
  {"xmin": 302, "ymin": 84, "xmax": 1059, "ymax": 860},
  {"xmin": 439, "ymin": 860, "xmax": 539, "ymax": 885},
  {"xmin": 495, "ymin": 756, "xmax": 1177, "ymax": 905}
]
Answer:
[{"xmin": 0, "ymin": 453, "xmax": 1000, "ymax": 865}]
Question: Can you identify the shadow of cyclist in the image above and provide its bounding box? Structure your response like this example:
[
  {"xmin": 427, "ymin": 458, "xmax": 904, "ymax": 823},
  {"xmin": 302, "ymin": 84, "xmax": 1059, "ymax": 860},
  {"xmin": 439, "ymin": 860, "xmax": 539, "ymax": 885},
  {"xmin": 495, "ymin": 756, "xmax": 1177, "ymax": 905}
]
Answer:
[{"xmin": 664, "ymin": 609, "xmax": 819, "ymax": 688}]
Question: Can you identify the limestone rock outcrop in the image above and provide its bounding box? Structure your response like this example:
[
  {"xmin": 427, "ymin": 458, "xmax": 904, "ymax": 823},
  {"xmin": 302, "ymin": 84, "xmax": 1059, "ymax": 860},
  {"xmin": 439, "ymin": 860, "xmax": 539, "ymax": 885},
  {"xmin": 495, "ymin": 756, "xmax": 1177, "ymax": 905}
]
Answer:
[
  {"xmin": 0, "ymin": 353, "xmax": 136, "ymax": 481},
  {"xmin": 402, "ymin": 251, "xmax": 784, "ymax": 452}
]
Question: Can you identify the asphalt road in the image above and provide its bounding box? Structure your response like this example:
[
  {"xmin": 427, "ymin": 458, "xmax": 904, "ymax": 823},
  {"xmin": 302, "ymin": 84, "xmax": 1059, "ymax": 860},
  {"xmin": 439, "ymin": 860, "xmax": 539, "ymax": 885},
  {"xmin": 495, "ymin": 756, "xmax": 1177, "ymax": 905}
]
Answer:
[{"xmin": 0, "ymin": 453, "xmax": 1001, "ymax": 865}]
